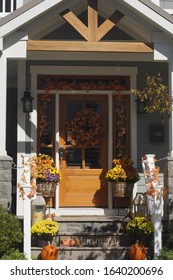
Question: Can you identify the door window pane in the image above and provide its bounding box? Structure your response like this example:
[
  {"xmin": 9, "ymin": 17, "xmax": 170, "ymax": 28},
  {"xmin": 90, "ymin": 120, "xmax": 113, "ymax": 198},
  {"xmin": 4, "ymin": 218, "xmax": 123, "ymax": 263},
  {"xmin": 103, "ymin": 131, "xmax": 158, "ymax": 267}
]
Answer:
[
  {"xmin": 85, "ymin": 148, "xmax": 101, "ymax": 168},
  {"xmin": 66, "ymin": 148, "xmax": 82, "ymax": 167},
  {"xmin": 85, "ymin": 101, "xmax": 101, "ymax": 114},
  {"xmin": 67, "ymin": 101, "xmax": 82, "ymax": 120}
]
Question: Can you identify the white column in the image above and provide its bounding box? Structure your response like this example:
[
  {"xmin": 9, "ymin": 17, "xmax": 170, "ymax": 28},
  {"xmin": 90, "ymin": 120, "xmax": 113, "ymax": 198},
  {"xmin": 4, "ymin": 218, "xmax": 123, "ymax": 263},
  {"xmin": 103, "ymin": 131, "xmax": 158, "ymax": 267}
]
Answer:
[
  {"xmin": 22, "ymin": 155, "xmax": 32, "ymax": 260},
  {"xmin": 108, "ymin": 94, "xmax": 113, "ymax": 209},
  {"xmin": 17, "ymin": 60, "xmax": 26, "ymax": 216},
  {"xmin": 0, "ymin": 54, "xmax": 7, "ymax": 156},
  {"xmin": 55, "ymin": 92, "xmax": 60, "ymax": 209},
  {"xmin": 168, "ymin": 61, "xmax": 173, "ymax": 156},
  {"xmin": 152, "ymin": 188, "xmax": 163, "ymax": 259}
]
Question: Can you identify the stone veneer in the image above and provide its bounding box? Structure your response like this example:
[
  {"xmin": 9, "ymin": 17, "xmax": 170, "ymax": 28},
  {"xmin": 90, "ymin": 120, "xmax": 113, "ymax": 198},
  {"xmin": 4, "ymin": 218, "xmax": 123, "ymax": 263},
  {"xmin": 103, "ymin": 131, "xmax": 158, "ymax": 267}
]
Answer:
[
  {"xmin": 0, "ymin": 156, "xmax": 13, "ymax": 209},
  {"xmin": 163, "ymin": 156, "xmax": 173, "ymax": 221}
]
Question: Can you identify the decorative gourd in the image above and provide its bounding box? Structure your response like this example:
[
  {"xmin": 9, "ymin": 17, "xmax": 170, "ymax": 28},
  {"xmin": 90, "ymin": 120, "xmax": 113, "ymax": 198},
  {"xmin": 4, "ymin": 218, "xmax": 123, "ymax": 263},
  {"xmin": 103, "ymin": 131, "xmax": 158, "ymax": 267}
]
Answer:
[
  {"xmin": 129, "ymin": 241, "xmax": 147, "ymax": 260},
  {"xmin": 61, "ymin": 238, "xmax": 80, "ymax": 247},
  {"xmin": 40, "ymin": 245, "xmax": 58, "ymax": 260}
]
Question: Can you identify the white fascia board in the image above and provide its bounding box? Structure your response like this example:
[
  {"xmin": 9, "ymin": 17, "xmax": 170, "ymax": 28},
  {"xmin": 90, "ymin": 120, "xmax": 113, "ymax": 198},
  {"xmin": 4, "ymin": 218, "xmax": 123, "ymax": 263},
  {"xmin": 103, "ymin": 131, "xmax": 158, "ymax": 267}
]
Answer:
[
  {"xmin": 3, "ymin": 32, "xmax": 28, "ymax": 57},
  {"xmin": 0, "ymin": 0, "xmax": 63, "ymax": 38},
  {"xmin": 123, "ymin": 0, "xmax": 173, "ymax": 37},
  {"xmin": 4, "ymin": 40, "xmax": 27, "ymax": 58}
]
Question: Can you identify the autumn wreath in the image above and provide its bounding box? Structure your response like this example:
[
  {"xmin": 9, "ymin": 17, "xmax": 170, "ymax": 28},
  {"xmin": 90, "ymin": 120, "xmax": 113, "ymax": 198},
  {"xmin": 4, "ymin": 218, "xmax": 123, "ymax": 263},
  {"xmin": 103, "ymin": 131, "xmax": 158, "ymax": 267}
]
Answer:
[{"xmin": 66, "ymin": 107, "xmax": 104, "ymax": 147}]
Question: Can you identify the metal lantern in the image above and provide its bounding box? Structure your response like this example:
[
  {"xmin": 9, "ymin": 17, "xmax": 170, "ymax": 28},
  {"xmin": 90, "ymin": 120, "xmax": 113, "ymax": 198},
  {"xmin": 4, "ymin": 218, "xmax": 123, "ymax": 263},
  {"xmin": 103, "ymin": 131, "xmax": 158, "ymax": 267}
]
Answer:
[
  {"xmin": 21, "ymin": 91, "xmax": 34, "ymax": 114},
  {"xmin": 133, "ymin": 192, "xmax": 148, "ymax": 216},
  {"xmin": 31, "ymin": 192, "xmax": 46, "ymax": 226}
]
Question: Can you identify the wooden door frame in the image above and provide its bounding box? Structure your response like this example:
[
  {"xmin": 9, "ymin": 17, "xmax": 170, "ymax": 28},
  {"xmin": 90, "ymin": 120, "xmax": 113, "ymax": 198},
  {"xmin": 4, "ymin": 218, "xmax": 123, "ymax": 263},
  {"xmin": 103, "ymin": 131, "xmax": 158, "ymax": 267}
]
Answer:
[{"xmin": 29, "ymin": 65, "xmax": 138, "ymax": 213}]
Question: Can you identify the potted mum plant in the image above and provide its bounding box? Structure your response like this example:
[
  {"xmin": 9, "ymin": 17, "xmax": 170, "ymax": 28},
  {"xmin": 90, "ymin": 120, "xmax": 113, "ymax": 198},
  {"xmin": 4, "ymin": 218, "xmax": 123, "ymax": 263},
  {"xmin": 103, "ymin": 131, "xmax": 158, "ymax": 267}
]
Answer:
[
  {"xmin": 105, "ymin": 155, "xmax": 140, "ymax": 197},
  {"xmin": 126, "ymin": 216, "xmax": 154, "ymax": 260},
  {"xmin": 31, "ymin": 219, "xmax": 59, "ymax": 247},
  {"xmin": 105, "ymin": 160, "xmax": 127, "ymax": 197}
]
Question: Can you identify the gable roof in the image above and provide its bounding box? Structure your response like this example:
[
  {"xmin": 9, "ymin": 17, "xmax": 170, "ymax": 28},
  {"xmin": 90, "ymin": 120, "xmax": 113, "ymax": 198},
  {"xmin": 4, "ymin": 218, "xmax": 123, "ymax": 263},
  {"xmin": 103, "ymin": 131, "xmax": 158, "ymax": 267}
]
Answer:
[
  {"xmin": 0, "ymin": 0, "xmax": 64, "ymax": 37},
  {"xmin": 123, "ymin": 0, "xmax": 173, "ymax": 37},
  {"xmin": 0, "ymin": 0, "xmax": 173, "ymax": 42}
]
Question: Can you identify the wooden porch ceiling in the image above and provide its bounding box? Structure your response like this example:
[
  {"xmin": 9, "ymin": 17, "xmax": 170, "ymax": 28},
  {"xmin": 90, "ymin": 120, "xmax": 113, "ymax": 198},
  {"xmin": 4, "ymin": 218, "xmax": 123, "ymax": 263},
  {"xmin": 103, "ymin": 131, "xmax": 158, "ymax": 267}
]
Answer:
[{"xmin": 27, "ymin": 0, "xmax": 153, "ymax": 53}]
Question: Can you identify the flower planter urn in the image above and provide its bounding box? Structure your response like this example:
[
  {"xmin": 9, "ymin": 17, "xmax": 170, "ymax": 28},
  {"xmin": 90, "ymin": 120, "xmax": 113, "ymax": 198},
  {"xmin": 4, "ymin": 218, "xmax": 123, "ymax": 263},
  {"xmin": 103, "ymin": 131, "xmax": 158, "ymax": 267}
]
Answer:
[{"xmin": 112, "ymin": 182, "xmax": 127, "ymax": 197}]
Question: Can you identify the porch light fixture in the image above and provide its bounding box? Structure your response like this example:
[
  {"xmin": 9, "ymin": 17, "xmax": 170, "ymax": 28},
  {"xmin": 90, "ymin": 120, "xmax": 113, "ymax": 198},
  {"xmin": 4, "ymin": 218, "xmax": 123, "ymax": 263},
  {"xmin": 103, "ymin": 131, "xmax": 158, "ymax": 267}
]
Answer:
[{"xmin": 21, "ymin": 91, "xmax": 34, "ymax": 115}]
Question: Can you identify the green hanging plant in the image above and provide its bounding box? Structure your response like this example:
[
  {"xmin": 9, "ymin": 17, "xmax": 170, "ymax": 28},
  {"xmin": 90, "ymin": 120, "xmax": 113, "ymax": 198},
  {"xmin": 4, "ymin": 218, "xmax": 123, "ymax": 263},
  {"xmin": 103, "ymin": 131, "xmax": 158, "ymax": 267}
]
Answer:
[{"xmin": 130, "ymin": 73, "xmax": 173, "ymax": 116}]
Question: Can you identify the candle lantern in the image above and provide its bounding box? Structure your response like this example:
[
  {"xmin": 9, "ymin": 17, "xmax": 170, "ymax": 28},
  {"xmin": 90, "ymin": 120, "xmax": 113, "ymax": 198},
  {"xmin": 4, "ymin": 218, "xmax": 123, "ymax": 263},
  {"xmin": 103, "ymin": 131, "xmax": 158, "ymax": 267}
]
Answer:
[{"xmin": 31, "ymin": 192, "xmax": 46, "ymax": 226}]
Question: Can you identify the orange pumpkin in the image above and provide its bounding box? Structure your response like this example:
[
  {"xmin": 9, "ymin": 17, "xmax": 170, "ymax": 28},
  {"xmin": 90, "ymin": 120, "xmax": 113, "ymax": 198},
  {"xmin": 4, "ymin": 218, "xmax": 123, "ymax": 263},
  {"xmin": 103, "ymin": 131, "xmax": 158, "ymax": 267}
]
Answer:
[
  {"xmin": 61, "ymin": 238, "xmax": 80, "ymax": 247},
  {"xmin": 40, "ymin": 245, "xmax": 58, "ymax": 260},
  {"xmin": 129, "ymin": 241, "xmax": 147, "ymax": 260}
]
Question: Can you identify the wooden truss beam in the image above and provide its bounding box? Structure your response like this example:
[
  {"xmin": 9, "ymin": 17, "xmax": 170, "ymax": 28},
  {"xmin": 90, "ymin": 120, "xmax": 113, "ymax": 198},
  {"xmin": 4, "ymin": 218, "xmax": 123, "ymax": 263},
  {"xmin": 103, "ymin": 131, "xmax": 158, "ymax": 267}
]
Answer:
[
  {"xmin": 60, "ymin": 9, "xmax": 88, "ymax": 41},
  {"xmin": 97, "ymin": 10, "xmax": 124, "ymax": 41},
  {"xmin": 60, "ymin": 0, "xmax": 124, "ymax": 42},
  {"xmin": 27, "ymin": 40, "xmax": 153, "ymax": 53}
]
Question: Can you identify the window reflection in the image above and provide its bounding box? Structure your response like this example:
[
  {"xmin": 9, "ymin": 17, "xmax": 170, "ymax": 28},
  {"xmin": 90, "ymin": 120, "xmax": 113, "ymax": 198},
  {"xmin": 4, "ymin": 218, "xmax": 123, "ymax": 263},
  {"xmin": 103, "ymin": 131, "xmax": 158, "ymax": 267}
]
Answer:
[
  {"xmin": 66, "ymin": 148, "xmax": 82, "ymax": 167},
  {"xmin": 85, "ymin": 148, "xmax": 101, "ymax": 168}
]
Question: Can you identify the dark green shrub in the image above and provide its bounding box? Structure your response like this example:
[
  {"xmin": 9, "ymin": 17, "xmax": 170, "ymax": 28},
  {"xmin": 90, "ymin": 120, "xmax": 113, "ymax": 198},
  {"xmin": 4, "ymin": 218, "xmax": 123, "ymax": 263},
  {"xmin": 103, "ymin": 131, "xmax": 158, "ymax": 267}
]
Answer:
[
  {"xmin": 158, "ymin": 220, "xmax": 173, "ymax": 259},
  {"xmin": 158, "ymin": 248, "xmax": 173, "ymax": 260},
  {"xmin": 0, "ymin": 249, "xmax": 26, "ymax": 260},
  {"xmin": 0, "ymin": 204, "xmax": 23, "ymax": 258}
]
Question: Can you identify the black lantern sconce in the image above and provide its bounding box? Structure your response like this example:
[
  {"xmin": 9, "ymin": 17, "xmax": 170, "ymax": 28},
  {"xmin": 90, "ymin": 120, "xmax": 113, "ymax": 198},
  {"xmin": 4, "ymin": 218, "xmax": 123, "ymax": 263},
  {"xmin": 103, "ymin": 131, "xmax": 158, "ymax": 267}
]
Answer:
[{"xmin": 21, "ymin": 91, "xmax": 34, "ymax": 116}]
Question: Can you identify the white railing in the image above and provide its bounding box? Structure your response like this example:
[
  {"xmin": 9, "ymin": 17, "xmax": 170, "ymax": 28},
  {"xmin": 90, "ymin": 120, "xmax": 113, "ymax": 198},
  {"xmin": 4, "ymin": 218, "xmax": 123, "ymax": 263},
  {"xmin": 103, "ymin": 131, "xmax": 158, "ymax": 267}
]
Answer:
[
  {"xmin": 0, "ymin": 0, "xmax": 26, "ymax": 17},
  {"xmin": 0, "ymin": 0, "xmax": 16, "ymax": 17}
]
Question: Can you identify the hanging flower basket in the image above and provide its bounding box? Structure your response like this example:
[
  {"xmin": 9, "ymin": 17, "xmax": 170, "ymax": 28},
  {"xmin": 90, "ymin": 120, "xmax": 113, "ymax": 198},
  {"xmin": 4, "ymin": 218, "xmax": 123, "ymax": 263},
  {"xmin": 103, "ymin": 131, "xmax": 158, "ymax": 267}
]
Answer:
[
  {"xmin": 112, "ymin": 182, "xmax": 127, "ymax": 197},
  {"xmin": 37, "ymin": 182, "xmax": 57, "ymax": 197}
]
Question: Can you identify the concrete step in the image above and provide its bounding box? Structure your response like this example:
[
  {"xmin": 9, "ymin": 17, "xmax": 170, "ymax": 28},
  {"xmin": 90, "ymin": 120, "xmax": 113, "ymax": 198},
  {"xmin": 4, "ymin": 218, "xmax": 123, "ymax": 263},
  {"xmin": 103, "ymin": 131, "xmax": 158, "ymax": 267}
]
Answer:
[
  {"xmin": 56, "ymin": 215, "xmax": 125, "ymax": 234},
  {"xmin": 52, "ymin": 232, "xmax": 133, "ymax": 247},
  {"xmin": 31, "ymin": 246, "xmax": 129, "ymax": 260}
]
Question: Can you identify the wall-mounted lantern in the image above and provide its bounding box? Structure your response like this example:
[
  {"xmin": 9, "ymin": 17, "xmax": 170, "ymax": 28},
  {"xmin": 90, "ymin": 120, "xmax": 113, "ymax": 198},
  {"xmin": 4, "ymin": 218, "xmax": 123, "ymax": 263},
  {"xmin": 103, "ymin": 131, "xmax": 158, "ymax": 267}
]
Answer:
[{"xmin": 21, "ymin": 91, "xmax": 34, "ymax": 115}]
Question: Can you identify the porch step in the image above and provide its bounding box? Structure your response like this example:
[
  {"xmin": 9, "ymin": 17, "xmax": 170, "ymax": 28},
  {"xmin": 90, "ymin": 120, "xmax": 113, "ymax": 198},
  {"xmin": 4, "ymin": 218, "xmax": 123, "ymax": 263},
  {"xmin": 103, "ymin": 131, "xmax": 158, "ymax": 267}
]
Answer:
[
  {"xmin": 56, "ymin": 215, "xmax": 125, "ymax": 234},
  {"xmin": 32, "ymin": 246, "xmax": 129, "ymax": 260},
  {"xmin": 31, "ymin": 215, "xmax": 153, "ymax": 260},
  {"xmin": 53, "ymin": 232, "xmax": 133, "ymax": 247}
]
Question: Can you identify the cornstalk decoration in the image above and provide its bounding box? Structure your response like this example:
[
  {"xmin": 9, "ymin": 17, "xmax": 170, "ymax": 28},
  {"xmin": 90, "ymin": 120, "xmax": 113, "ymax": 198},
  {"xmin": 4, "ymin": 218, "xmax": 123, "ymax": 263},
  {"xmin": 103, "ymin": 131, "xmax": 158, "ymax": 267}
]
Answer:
[{"xmin": 142, "ymin": 154, "xmax": 166, "ymax": 259}]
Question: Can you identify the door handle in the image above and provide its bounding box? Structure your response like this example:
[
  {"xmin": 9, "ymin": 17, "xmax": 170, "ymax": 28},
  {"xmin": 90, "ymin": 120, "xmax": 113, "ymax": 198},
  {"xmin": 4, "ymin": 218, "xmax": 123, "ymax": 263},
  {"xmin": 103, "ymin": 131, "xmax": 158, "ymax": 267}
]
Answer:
[{"xmin": 59, "ymin": 146, "xmax": 63, "ymax": 168}]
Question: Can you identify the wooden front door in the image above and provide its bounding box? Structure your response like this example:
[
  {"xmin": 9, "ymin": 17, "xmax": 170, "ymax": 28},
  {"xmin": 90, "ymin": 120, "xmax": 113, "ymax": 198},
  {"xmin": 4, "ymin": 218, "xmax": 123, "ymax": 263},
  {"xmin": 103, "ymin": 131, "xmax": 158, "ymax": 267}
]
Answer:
[{"xmin": 59, "ymin": 95, "xmax": 108, "ymax": 207}]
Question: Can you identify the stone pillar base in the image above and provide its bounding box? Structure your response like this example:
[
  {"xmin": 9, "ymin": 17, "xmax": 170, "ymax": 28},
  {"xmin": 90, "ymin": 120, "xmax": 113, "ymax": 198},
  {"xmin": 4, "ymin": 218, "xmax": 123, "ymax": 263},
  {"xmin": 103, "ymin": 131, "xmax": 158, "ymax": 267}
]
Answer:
[{"xmin": 0, "ymin": 155, "xmax": 13, "ymax": 209}]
